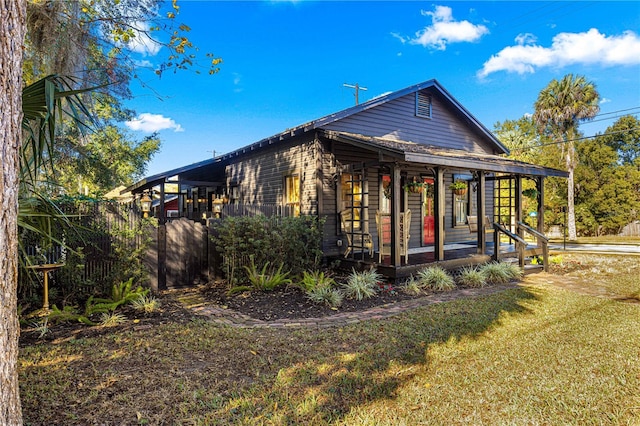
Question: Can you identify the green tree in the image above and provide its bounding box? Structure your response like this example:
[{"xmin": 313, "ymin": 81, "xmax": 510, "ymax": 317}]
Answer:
[
  {"xmin": 533, "ymin": 74, "xmax": 600, "ymax": 240},
  {"xmin": 574, "ymin": 116, "xmax": 640, "ymax": 235},
  {"xmin": 598, "ymin": 115, "xmax": 640, "ymax": 168}
]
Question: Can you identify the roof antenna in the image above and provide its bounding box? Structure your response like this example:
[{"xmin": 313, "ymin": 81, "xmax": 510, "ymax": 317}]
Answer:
[{"xmin": 343, "ymin": 83, "xmax": 368, "ymax": 105}]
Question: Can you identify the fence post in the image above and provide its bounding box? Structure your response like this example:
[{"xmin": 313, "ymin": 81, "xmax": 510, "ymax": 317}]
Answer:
[{"xmin": 157, "ymin": 224, "xmax": 167, "ymax": 290}]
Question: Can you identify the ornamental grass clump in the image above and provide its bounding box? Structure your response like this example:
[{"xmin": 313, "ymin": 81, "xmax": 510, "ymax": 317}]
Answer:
[
  {"xmin": 416, "ymin": 266, "xmax": 455, "ymax": 291},
  {"xmin": 401, "ymin": 275, "xmax": 423, "ymax": 295},
  {"xmin": 298, "ymin": 271, "xmax": 343, "ymax": 308},
  {"xmin": 457, "ymin": 266, "xmax": 487, "ymax": 288},
  {"xmin": 480, "ymin": 261, "xmax": 522, "ymax": 284},
  {"xmin": 132, "ymin": 294, "xmax": 160, "ymax": 313},
  {"xmin": 341, "ymin": 268, "xmax": 381, "ymax": 300},
  {"xmin": 306, "ymin": 285, "xmax": 344, "ymax": 308}
]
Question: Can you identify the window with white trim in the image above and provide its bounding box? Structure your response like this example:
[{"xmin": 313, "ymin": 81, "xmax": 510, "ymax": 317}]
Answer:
[{"xmin": 415, "ymin": 92, "xmax": 432, "ymax": 118}]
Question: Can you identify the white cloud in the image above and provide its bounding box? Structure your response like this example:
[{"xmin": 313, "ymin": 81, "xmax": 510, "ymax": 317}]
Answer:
[
  {"xmin": 134, "ymin": 59, "xmax": 154, "ymax": 68},
  {"xmin": 403, "ymin": 5, "xmax": 489, "ymax": 50},
  {"xmin": 121, "ymin": 21, "xmax": 162, "ymax": 56},
  {"xmin": 125, "ymin": 113, "xmax": 184, "ymax": 133},
  {"xmin": 600, "ymin": 98, "xmax": 611, "ymax": 105},
  {"xmin": 478, "ymin": 28, "xmax": 640, "ymax": 78}
]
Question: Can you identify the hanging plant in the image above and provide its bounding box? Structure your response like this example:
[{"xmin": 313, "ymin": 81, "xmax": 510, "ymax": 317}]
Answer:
[
  {"xmin": 382, "ymin": 179, "xmax": 392, "ymax": 199},
  {"xmin": 522, "ymin": 188, "xmax": 539, "ymax": 199},
  {"xmin": 403, "ymin": 178, "xmax": 423, "ymax": 194},
  {"xmin": 424, "ymin": 182, "xmax": 434, "ymax": 199},
  {"xmin": 449, "ymin": 180, "xmax": 468, "ymax": 196}
]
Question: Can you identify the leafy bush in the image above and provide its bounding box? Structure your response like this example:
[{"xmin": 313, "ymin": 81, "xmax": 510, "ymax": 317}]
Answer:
[
  {"xmin": 341, "ymin": 268, "xmax": 381, "ymax": 300},
  {"xmin": 211, "ymin": 215, "xmax": 324, "ymax": 285},
  {"xmin": 457, "ymin": 266, "xmax": 486, "ymax": 288},
  {"xmin": 416, "ymin": 266, "xmax": 455, "ymax": 291}
]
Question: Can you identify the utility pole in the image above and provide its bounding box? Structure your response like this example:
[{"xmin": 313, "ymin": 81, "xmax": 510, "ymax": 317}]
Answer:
[{"xmin": 343, "ymin": 83, "xmax": 368, "ymax": 105}]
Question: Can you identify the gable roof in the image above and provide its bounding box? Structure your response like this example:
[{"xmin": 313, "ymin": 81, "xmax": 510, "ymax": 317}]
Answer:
[{"xmin": 126, "ymin": 80, "xmax": 534, "ymax": 193}]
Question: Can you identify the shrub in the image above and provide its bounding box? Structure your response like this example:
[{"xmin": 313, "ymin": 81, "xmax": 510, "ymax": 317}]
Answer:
[
  {"xmin": 211, "ymin": 215, "xmax": 325, "ymax": 285},
  {"xmin": 416, "ymin": 266, "xmax": 455, "ymax": 291},
  {"xmin": 341, "ymin": 268, "xmax": 381, "ymax": 300},
  {"xmin": 457, "ymin": 266, "xmax": 486, "ymax": 288}
]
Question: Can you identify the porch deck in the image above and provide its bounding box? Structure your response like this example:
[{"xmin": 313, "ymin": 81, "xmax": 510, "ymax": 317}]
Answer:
[{"xmin": 339, "ymin": 241, "xmax": 530, "ymax": 282}]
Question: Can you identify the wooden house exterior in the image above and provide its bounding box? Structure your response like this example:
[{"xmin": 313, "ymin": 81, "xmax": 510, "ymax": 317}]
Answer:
[{"xmin": 126, "ymin": 80, "xmax": 567, "ymax": 281}]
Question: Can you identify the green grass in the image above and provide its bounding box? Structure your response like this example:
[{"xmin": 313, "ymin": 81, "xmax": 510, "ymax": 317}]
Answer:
[
  {"xmin": 19, "ymin": 255, "xmax": 640, "ymax": 425},
  {"xmin": 548, "ymin": 235, "xmax": 640, "ymax": 245}
]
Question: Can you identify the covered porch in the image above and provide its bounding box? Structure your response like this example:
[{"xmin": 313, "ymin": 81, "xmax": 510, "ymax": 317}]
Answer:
[{"xmin": 326, "ymin": 131, "xmax": 568, "ymax": 278}]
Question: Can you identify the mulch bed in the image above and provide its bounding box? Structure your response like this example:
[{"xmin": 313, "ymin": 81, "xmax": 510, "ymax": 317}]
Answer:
[{"xmin": 199, "ymin": 281, "xmax": 427, "ymax": 321}]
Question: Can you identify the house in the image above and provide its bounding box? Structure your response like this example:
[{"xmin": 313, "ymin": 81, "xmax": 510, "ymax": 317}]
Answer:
[{"xmin": 126, "ymin": 79, "xmax": 567, "ymax": 282}]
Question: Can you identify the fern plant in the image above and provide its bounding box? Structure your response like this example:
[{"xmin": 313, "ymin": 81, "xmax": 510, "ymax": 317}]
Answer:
[
  {"xmin": 341, "ymin": 268, "xmax": 381, "ymax": 300},
  {"xmin": 416, "ymin": 266, "xmax": 455, "ymax": 291}
]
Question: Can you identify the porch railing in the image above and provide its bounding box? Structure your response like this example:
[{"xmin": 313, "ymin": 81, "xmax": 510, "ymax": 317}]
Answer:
[
  {"xmin": 517, "ymin": 221, "xmax": 549, "ymax": 272},
  {"xmin": 493, "ymin": 222, "xmax": 527, "ymax": 267}
]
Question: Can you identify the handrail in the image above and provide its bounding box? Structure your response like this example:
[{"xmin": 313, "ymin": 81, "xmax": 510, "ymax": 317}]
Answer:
[
  {"xmin": 493, "ymin": 223, "xmax": 527, "ymax": 246},
  {"xmin": 517, "ymin": 221, "xmax": 548, "ymax": 243}
]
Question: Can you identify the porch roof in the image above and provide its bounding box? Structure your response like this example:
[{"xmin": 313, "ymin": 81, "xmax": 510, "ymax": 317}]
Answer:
[{"xmin": 321, "ymin": 130, "xmax": 568, "ymax": 178}]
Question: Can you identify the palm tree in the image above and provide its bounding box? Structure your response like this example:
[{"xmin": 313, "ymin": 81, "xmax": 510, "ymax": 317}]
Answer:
[{"xmin": 533, "ymin": 74, "xmax": 599, "ymax": 240}]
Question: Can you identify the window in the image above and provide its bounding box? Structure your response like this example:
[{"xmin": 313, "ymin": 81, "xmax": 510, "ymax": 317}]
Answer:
[
  {"xmin": 285, "ymin": 174, "xmax": 300, "ymax": 217},
  {"xmin": 454, "ymin": 186, "xmax": 469, "ymax": 226},
  {"xmin": 415, "ymin": 92, "xmax": 432, "ymax": 118},
  {"xmin": 340, "ymin": 173, "xmax": 363, "ymax": 230}
]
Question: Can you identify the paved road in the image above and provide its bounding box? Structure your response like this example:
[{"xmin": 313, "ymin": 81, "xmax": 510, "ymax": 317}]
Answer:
[{"xmin": 549, "ymin": 243, "xmax": 640, "ymax": 254}]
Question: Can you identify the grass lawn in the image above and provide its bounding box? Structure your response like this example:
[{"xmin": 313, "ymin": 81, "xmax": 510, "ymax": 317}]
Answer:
[{"xmin": 19, "ymin": 255, "xmax": 640, "ymax": 425}]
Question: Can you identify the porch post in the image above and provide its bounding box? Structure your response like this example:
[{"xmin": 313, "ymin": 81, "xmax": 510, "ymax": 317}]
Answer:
[
  {"xmin": 514, "ymin": 175, "xmax": 523, "ymax": 239},
  {"xmin": 476, "ymin": 171, "xmax": 486, "ymax": 254},
  {"xmin": 537, "ymin": 177, "xmax": 545, "ymax": 235},
  {"xmin": 391, "ymin": 164, "xmax": 402, "ymax": 266},
  {"xmin": 158, "ymin": 182, "xmax": 167, "ymax": 290},
  {"xmin": 434, "ymin": 167, "xmax": 445, "ymax": 260}
]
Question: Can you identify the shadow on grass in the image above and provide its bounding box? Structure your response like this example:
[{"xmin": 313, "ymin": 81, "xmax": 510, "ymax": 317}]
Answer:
[
  {"xmin": 19, "ymin": 286, "xmax": 539, "ymax": 425},
  {"xmin": 215, "ymin": 286, "xmax": 539, "ymax": 424}
]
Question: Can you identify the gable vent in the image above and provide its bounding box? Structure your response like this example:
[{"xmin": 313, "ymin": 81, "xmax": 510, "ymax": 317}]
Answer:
[{"xmin": 415, "ymin": 92, "xmax": 432, "ymax": 119}]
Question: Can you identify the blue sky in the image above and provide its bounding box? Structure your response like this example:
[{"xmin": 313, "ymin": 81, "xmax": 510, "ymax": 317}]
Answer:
[{"xmin": 122, "ymin": 1, "xmax": 640, "ymax": 177}]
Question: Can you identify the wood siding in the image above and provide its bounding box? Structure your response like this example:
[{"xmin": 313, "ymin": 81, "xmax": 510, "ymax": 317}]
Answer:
[
  {"xmin": 224, "ymin": 133, "xmax": 319, "ymax": 216},
  {"xmin": 322, "ymin": 88, "xmax": 498, "ymax": 154}
]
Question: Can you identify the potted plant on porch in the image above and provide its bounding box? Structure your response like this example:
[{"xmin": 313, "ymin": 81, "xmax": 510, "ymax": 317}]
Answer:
[
  {"xmin": 522, "ymin": 188, "xmax": 539, "ymax": 199},
  {"xmin": 449, "ymin": 180, "xmax": 468, "ymax": 196},
  {"xmin": 403, "ymin": 178, "xmax": 424, "ymax": 194}
]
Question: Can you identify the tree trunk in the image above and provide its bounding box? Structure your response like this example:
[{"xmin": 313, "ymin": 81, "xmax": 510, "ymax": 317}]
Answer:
[{"xmin": 0, "ymin": 0, "xmax": 26, "ymax": 424}]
